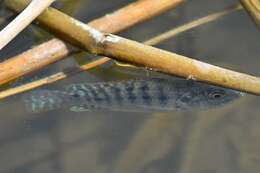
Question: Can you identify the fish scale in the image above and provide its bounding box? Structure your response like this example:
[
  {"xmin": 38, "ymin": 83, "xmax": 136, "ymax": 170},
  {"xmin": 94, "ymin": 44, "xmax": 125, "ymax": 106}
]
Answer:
[{"xmin": 22, "ymin": 78, "xmax": 242, "ymax": 113}]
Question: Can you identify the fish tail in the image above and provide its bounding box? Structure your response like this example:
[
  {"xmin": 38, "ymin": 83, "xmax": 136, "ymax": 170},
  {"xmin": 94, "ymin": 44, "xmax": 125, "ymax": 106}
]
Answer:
[{"xmin": 23, "ymin": 89, "xmax": 70, "ymax": 113}]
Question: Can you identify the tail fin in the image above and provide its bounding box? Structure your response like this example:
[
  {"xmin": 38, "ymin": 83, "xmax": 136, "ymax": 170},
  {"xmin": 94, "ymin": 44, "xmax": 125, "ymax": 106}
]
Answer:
[{"xmin": 23, "ymin": 89, "xmax": 70, "ymax": 113}]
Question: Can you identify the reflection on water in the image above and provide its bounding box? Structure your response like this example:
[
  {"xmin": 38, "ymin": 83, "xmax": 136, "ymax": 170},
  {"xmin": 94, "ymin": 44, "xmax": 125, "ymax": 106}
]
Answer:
[{"xmin": 0, "ymin": 0, "xmax": 260, "ymax": 173}]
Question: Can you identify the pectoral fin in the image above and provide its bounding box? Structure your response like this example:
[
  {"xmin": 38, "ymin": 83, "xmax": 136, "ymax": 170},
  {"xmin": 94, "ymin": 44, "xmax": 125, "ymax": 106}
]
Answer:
[
  {"xmin": 69, "ymin": 103, "xmax": 100, "ymax": 112},
  {"xmin": 70, "ymin": 106, "xmax": 90, "ymax": 112}
]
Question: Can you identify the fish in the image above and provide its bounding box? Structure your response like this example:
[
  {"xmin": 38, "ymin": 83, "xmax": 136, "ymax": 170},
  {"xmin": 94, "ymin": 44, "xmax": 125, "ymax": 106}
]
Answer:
[{"xmin": 22, "ymin": 78, "xmax": 242, "ymax": 113}]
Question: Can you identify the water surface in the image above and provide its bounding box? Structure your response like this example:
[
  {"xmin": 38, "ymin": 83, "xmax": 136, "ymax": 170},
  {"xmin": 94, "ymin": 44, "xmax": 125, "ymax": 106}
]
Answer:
[{"xmin": 0, "ymin": 0, "xmax": 260, "ymax": 173}]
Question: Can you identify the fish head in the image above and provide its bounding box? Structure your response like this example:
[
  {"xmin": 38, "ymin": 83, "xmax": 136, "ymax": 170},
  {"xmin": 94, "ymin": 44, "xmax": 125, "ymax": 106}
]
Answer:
[
  {"xmin": 201, "ymin": 85, "xmax": 242, "ymax": 106},
  {"xmin": 177, "ymin": 81, "xmax": 243, "ymax": 109}
]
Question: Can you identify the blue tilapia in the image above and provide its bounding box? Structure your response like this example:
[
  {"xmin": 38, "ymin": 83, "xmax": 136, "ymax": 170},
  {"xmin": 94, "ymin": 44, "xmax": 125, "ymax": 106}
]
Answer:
[{"xmin": 23, "ymin": 78, "xmax": 242, "ymax": 113}]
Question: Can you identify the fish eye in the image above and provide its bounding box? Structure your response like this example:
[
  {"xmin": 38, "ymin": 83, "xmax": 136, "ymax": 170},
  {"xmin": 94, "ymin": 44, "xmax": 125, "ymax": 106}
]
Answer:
[{"xmin": 209, "ymin": 91, "xmax": 224, "ymax": 99}]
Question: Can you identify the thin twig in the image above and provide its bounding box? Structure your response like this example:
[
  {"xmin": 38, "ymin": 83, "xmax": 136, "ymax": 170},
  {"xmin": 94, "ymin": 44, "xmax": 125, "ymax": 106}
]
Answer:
[
  {"xmin": 0, "ymin": 0, "xmax": 55, "ymax": 50},
  {"xmin": 0, "ymin": 5, "xmax": 243, "ymax": 99}
]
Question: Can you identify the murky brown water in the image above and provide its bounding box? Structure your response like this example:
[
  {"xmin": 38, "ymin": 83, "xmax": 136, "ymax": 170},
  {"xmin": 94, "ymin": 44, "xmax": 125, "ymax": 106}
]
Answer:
[{"xmin": 0, "ymin": 0, "xmax": 260, "ymax": 173}]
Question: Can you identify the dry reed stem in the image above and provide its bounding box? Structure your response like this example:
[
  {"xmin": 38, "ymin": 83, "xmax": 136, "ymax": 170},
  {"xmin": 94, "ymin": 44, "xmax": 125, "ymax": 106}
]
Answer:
[
  {"xmin": 0, "ymin": 0, "xmax": 183, "ymax": 85},
  {"xmin": 0, "ymin": 0, "xmax": 55, "ymax": 50},
  {"xmin": 240, "ymin": 0, "xmax": 260, "ymax": 28},
  {"xmin": 6, "ymin": 0, "xmax": 260, "ymax": 95},
  {"xmin": 0, "ymin": 5, "xmax": 248, "ymax": 99}
]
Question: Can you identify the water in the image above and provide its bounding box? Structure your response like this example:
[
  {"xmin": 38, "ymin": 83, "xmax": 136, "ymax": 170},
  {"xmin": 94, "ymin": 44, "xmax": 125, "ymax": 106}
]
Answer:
[{"xmin": 0, "ymin": 0, "xmax": 260, "ymax": 173}]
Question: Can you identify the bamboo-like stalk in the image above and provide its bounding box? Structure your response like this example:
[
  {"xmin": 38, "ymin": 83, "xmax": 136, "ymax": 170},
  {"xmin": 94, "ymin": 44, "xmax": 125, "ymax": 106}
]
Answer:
[
  {"xmin": 0, "ymin": 0, "xmax": 183, "ymax": 85},
  {"xmin": 240, "ymin": 0, "xmax": 260, "ymax": 28},
  {"xmin": 5, "ymin": 0, "xmax": 260, "ymax": 95},
  {"xmin": 0, "ymin": 5, "xmax": 243, "ymax": 99},
  {"xmin": 0, "ymin": 0, "xmax": 55, "ymax": 50}
]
